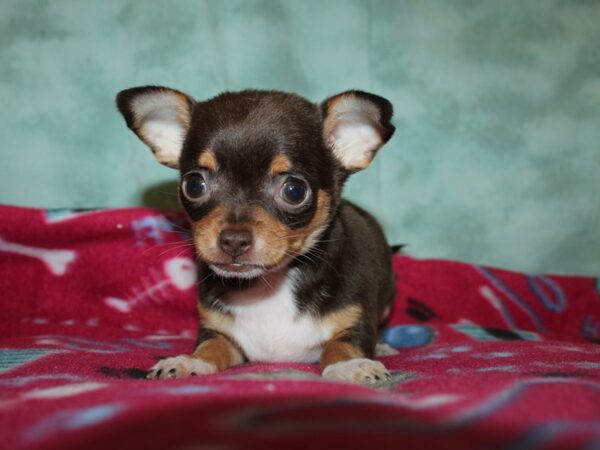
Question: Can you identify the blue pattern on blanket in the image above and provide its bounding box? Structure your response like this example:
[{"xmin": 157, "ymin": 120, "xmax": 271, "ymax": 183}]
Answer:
[{"xmin": 0, "ymin": 349, "xmax": 58, "ymax": 373}]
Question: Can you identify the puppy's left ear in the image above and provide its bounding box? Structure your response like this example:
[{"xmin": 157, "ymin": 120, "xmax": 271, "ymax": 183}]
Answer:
[{"xmin": 321, "ymin": 90, "xmax": 395, "ymax": 172}]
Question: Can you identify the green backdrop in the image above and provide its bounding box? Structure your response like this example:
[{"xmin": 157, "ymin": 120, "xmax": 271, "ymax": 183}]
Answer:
[{"xmin": 1, "ymin": 0, "xmax": 599, "ymax": 275}]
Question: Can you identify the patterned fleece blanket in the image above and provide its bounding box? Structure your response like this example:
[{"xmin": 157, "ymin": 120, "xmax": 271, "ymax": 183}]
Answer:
[{"xmin": 0, "ymin": 205, "xmax": 599, "ymax": 450}]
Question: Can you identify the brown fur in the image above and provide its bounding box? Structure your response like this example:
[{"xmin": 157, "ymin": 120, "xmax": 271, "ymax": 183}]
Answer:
[
  {"xmin": 191, "ymin": 206, "xmax": 225, "ymax": 263},
  {"xmin": 320, "ymin": 304, "xmax": 362, "ymax": 333},
  {"xmin": 192, "ymin": 334, "xmax": 244, "ymax": 371},
  {"xmin": 319, "ymin": 305, "xmax": 363, "ymax": 369},
  {"xmin": 292, "ymin": 191, "xmax": 332, "ymax": 253},
  {"xmin": 197, "ymin": 304, "xmax": 233, "ymax": 335},
  {"xmin": 192, "ymin": 190, "xmax": 331, "ymax": 267},
  {"xmin": 116, "ymin": 87, "xmax": 397, "ymax": 383},
  {"xmin": 320, "ymin": 337, "xmax": 363, "ymax": 370}
]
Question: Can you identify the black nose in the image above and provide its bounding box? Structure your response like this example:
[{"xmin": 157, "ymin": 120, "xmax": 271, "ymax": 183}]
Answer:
[{"xmin": 218, "ymin": 229, "xmax": 252, "ymax": 257}]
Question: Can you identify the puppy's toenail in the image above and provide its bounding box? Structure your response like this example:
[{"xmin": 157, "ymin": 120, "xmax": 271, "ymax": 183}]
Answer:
[
  {"xmin": 169, "ymin": 368, "xmax": 176, "ymax": 374},
  {"xmin": 156, "ymin": 369, "xmax": 162, "ymax": 377}
]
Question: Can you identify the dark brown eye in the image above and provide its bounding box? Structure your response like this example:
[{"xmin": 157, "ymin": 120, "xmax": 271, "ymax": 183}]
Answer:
[
  {"xmin": 274, "ymin": 176, "xmax": 311, "ymax": 211},
  {"xmin": 281, "ymin": 180, "xmax": 307, "ymax": 205},
  {"xmin": 182, "ymin": 172, "xmax": 209, "ymax": 202}
]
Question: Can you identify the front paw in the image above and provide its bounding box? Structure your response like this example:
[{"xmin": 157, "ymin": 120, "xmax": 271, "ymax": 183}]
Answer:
[
  {"xmin": 147, "ymin": 355, "xmax": 216, "ymax": 379},
  {"xmin": 322, "ymin": 358, "xmax": 391, "ymax": 385}
]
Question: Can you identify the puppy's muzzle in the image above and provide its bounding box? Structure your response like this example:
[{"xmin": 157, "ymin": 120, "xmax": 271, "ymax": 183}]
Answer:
[{"xmin": 218, "ymin": 228, "xmax": 252, "ymax": 258}]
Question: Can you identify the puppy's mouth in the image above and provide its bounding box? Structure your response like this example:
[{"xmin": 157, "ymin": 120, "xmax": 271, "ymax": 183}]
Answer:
[
  {"xmin": 208, "ymin": 262, "xmax": 268, "ymax": 279},
  {"xmin": 207, "ymin": 255, "xmax": 294, "ymax": 280}
]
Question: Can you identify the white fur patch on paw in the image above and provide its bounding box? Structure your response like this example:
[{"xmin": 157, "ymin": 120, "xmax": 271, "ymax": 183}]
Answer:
[
  {"xmin": 147, "ymin": 355, "xmax": 216, "ymax": 379},
  {"xmin": 375, "ymin": 343, "xmax": 399, "ymax": 356},
  {"xmin": 322, "ymin": 358, "xmax": 391, "ymax": 385}
]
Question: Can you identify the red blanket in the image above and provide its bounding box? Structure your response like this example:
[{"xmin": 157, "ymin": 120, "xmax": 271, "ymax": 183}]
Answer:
[{"xmin": 1, "ymin": 205, "xmax": 599, "ymax": 450}]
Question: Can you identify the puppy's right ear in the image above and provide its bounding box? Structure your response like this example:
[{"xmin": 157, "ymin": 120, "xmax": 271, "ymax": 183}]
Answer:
[{"xmin": 116, "ymin": 86, "xmax": 194, "ymax": 169}]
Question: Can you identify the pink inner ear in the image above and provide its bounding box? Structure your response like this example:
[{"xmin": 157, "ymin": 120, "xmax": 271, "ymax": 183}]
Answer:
[
  {"xmin": 324, "ymin": 95, "xmax": 385, "ymax": 171},
  {"xmin": 124, "ymin": 88, "xmax": 193, "ymax": 169}
]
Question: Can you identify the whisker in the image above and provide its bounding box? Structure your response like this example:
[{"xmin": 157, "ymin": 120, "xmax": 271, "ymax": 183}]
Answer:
[
  {"xmin": 198, "ymin": 270, "xmax": 215, "ymax": 285},
  {"xmin": 315, "ymin": 237, "xmax": 349, "ymax": 244},
  {"xmin": 162, "ymin": 218, "xmax": 192, "ymax": 233},
  {"xmin": 163, "ymin": 220, "xmax": 192, "ymax": 233},
  {"xmin": 174, "ymin": 246, "xmax": 195, "ymax": 259},
  {"xmin": 138, "ymin": 239, "xmax": 193, "ymax": 256},
  {"xmin": 156, "ymin": 242, "xmax": 195, "ymax": 258},
  {"xmin": 260, "ymin": 275, "xmax": 273, "ymax": 290},
  {"xmin": 298, "ymin": 248, "xmax": 340, "ymax": 276},
  {"xmin": 274, "ymin": 233, "xmax": 304, "ymax": 241},
  {"xmin": 158, "ymin": 229, "xmax": 192, "ymax": 235}
]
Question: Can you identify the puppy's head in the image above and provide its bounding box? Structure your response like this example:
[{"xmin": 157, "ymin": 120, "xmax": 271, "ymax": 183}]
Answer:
[{"xmin": 117, "ymin": 87, "xmax": 394, "ymax": 279}]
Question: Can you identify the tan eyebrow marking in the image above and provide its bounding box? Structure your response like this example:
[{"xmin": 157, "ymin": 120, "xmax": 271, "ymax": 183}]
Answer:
[
  {"xmin": 269, "ymin": 154, "xmax": 292, "ymax": 176},
  {"xmin": 198, "ymin": 150, "xmax": 218, "ymax": 171}
]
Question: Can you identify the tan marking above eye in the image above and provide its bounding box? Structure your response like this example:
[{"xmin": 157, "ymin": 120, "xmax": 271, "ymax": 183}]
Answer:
[
  {"xmin": 269, "ymin": 154, "xmax": 292, "ymax": 176},
  {"xmin": 198, "ymin": 150, "xmax": 218, "ymax": 171}
]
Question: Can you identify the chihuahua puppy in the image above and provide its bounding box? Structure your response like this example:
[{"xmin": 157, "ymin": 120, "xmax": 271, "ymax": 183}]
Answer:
[{"xmin": 116, "ymin": 86, "xmax": 396, "ymax": 384}]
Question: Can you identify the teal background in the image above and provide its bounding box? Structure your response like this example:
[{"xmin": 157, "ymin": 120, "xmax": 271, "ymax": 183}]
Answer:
[{"xmin": 1, "ymin": 0, "xmax": 599, "ymax": 275}]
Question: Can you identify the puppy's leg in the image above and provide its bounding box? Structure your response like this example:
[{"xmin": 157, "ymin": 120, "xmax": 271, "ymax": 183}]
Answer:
[
  {"xmin": 148, "ymin": 329, "xmax": 244, "ymax": 379},
  {"xmin": 321, "ymin": 331, "xmax": 391, "ymax": 385}
]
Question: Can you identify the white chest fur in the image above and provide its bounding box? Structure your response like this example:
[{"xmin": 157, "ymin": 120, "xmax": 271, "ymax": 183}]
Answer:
[{"xmin": 221, "ymin": 270, "xmax": 333, "ymax": 363}]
